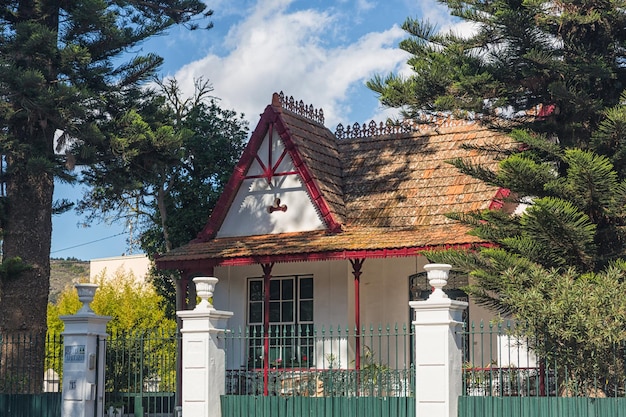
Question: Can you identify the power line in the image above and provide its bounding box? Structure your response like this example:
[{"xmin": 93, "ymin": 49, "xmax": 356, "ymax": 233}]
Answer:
[{"xmin": 51, "ymin": 232, "xmax": 126, "ymax": 254}]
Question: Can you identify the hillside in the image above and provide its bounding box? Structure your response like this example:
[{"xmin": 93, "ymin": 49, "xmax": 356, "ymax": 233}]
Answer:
[{"xmin": 50, "ymin": 258, "xmax": 90, "ymax": 304}]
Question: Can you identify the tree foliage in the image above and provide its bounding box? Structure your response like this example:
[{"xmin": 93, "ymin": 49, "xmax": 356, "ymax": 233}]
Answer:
[
  {"xmin": 368, "ymin": 1, "xmax": 626, "ymax": 150},
  {"xmin": 47, "ymin": 270, "xmax": 177, "ymax": 391},
  {"xmin": 0, "ymin": 0, "xmax": 210, "ymax": 390},
  {"xmin": 372, "ymin": 1, "xmax": 626, "ymax": 391},
  {"xmin": 77, "ymin": 78, "xmax": 248, "ymax": 316},
  {"xmin": 48, "ymin": 270, "xmax": 176, "ymax": 334}
]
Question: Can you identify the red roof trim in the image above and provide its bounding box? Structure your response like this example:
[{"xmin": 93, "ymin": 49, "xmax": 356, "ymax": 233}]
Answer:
[
  {"xmin": 156, "ymin": 242, "xmax": 495, "ymax": 270},
  {"xmin": 194, "ymin": 103, "xmax": 342, "ymax": 242},
  {"xmin": 489, "ymin": 188, "xmax": 511, "ymax": 210}
]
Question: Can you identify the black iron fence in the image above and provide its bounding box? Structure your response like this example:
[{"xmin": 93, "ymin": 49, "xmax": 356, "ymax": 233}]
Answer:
[
  {"xmin": 0, "ymin": 329, "xmax": 179, "ymax": 417},
  {"xmin": 104, "ymin": 329, "xmax": 179, "ymax": 416},
  {"xmin": 224, "ymin": 324, "xmax": 415, "ymax": 397},
  {"xmin": 0, "ymin": 332, "xmax": 63, "ymax": 394},
  {"xmin": 461, "ymin": 321, "xmax": 626, "ymax": 398},
  {"xmin": 0, "ymin": 332, "xmax": 63, "ymax": 417}
]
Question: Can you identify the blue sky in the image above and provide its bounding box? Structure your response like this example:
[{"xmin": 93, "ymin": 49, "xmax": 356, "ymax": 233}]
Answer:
[{"xmin": 51, "ymin": 0, "xmax": 468, "ymax": 260}]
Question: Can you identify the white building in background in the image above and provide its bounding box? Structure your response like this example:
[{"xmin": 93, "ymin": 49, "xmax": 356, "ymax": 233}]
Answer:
[{"xmin": 89, "ymin": 253, "xmax": 151, "ymax": 283}]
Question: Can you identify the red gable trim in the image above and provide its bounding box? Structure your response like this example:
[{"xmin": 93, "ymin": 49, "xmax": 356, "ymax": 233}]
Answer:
[
  {"xmin": 193, "ymin": 106, "xmax": 276, "ymax": 241},
  {"xmin": 489, "ymin": 188, "xmax": 511, "ymax": 210},
  {"xmin": 194, "ymin": 102, "xmax": 342, "ymax": 242}
]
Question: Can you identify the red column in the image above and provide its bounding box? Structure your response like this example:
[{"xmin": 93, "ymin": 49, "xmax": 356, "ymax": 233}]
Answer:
[{"xmin": 350, "ymin": 259, "xmax": 365, "ymax": 371}]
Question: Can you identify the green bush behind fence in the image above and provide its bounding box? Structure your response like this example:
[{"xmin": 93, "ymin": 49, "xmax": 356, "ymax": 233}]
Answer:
[{"xmin": 462, "ymin": 321, "xmax": 626, "ymax": 398}]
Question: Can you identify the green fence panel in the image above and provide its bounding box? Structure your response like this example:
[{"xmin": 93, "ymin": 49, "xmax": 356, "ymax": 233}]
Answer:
[
  {"xmin": 221, "ymin": 395, "xmax": 414, "ymax": 417},
  {"xmin": 0, "ymin": 393, "xmax": 61, "ymax": 417},
  {"xmin": 459, "ymin": 396, "xmax": 626, "ymax": 417}
]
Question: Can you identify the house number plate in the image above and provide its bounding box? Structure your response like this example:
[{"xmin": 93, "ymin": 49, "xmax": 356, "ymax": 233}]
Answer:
[{"xmin": 64, "ymin": 345, "xmax": 86, "ymax": 363}]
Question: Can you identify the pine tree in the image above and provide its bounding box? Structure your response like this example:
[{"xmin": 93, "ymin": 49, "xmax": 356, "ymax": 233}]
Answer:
[
  {"xmin": 369, "ymin": 0, "xmax": 626, "ymax": 289},
  {"xmin": 0, "ymin": 0, "xmax": 210, "ymax": 392},
  {"xmin": 369, "ymin": 1, "xmax": 626, "ymax": 150},
  {"xmin": 369, "ymin": 1, "xmax": 626, "ymax": 385}
]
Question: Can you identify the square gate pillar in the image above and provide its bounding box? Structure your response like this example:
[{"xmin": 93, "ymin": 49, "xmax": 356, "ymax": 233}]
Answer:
[
  {"xmin": 409, "ymin": 264, "xmax": 467, "ymax": 417},
  {"xmin": 60, "ymin": 284, "xmax": 111, "ymax": 417},
  {"xmin": 177, "ymin": 277, "xmax": 233, "ymax": 417}
]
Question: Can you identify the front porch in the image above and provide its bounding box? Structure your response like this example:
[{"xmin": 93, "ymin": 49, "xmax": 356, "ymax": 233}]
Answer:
[{"xmin": 212, "ymin": 258, "xmax": 425, "ymax": 344}]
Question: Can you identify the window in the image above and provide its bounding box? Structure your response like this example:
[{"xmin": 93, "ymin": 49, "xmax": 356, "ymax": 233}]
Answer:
[{"xmin": 247, "ymin": 275, "xmax": 314, "ymax": 368}]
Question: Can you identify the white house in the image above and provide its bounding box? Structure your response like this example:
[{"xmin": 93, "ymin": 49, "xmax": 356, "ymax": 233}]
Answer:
[{"xmin": 156, "ymin": 92, "xmax": 517, "ymax": 371}]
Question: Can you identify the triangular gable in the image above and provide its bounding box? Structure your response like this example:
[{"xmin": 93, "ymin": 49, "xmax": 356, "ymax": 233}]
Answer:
[{"xmin": 194, "ymin": 98, "xmax": 342, "ymax": 242}]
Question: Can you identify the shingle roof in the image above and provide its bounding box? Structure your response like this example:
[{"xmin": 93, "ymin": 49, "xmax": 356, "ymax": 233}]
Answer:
[
  {"xmin": 278, "ymin": 102, "xmax": 346, "ymax": 226},
  {"xmin": 156, "ymin": 93, "xmax": 516, "ymax": 270}
]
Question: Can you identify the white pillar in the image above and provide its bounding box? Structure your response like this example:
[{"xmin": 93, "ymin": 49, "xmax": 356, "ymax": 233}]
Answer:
[
  {"xmin": 177, "ymin": 277, "xmax": 233, "ymax": 417},
  {"xmin": 409, "ymin": 264, "xmax": 468, "ymax": 417},
  {"xmin": 61, "ymin": 283, "xmax": 111, "ymax": 417}
]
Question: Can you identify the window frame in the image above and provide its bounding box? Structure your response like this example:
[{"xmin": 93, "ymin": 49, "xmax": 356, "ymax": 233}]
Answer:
[{"xmin": 246, "ymin": 274, "xmax": 314, "ymax": 368}]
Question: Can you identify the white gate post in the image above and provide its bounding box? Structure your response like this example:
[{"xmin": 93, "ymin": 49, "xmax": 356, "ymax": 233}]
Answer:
[
  {"xmin": 177, "ymin": 277, "xmax": 233, "ymax": 417},
  {"xmin": 409, "ymin": 264, "xmax": 468, "ymax": 417},
  {"xmin": 60, "ymin": 283, "xmax": 111, "ymax": 417}
]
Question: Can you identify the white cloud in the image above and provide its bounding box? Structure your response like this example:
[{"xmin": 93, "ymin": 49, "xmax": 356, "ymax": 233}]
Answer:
[
  {"xmin": 418, "ymin": 0, "xmax": 478, "ymax": 38},
  {"xmin": 172, "ymin": 0, "xmax": 408, "ymax": 129},
  {"xmin": 356, "ymin": 0, "xmax": 375, "ymax": 13}
]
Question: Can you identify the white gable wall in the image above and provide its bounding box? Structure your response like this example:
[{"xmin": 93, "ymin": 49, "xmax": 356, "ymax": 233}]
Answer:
[{"xmin": 217, "ymin": 130, "xmax": 326, "ymax": 237}]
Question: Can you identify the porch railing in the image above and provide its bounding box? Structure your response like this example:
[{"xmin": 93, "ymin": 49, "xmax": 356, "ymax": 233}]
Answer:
[{"xmin": 224, "ymin": 324, "xmax": 414, "ymax": 397}]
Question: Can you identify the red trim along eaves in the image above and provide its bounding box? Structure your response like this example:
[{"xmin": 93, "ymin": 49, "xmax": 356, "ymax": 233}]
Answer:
[
  {"xmin": 194, "ymin": 105, "xmax": 280, "ymax": 242},
  {"xmin": 489, "ymin": 188, "xmax": 511, "ymax": 210},
  {"xmin": 155, "ymin": 242, "xmax": 495, "ymax": 270},
  {"xmin": 273, "ymin": 114, "xmax": 343, "ymax": 233}
]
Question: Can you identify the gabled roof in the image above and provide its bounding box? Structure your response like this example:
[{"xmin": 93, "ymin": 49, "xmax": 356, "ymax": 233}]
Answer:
[
  {"xmin": 156, "ymin": 93, "xmax": 516, "ymax": 270},
  {"xmin": 195, "ymin": 93, "xmax": 344, "ymax": 239}
]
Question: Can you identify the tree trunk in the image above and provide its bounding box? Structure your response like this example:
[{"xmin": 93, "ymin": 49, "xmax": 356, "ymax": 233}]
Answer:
[{"xmin": 0, "ymin": 152, "xmax": 54, "ymax": 393}]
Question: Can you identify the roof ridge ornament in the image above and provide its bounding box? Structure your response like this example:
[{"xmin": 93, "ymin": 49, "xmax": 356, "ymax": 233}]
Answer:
[
  {"xmin": 273, "ymin": 91, "xmax": 325, "ymax": 125},
  {"xmin": 335, "ymin": 115, "xmax": 475, "ymax": 140},
  {"xmin": 335, "ymin": 120, "xmax": 413, "ymax": 139}
]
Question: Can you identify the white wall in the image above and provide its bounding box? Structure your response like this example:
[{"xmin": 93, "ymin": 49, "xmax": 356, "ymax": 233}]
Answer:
[
  {"xmin": 214, "ymin": 260, "xmax": 350, "ymax": 331},
  {"xmin": 214, "ymin": 257, "xmax": 428, "ymax": 370},
  {"xmin": 89, "ymin": 254, "xmax": 151, "ymax": 283},
  {"xmin": 217, "ymin": 130, "xmax": 326, "ymax": 238}
]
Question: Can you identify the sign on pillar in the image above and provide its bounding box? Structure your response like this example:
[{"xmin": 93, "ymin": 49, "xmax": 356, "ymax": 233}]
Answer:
[
  {"xmin": 61, "ymin": 283, "xmax": 111, "ymax": 417},
  {"xmin": 409, "ymin": 264, "xmax": 468, "ymax": 417},
  {"xmin": 177, "ymin": 277, "xmax": 233, "ymax": 417}
]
